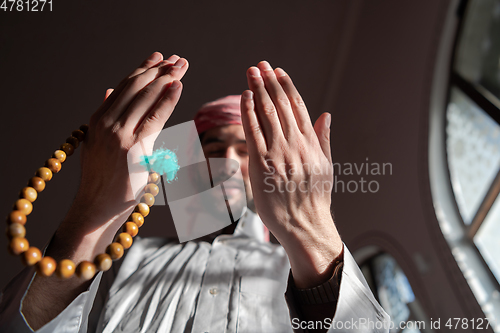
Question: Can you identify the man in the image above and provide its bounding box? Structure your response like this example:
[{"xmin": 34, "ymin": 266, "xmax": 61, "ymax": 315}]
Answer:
[{"xmin": 0, "ymin": 52, "xmax": 389, "ymax": 332}]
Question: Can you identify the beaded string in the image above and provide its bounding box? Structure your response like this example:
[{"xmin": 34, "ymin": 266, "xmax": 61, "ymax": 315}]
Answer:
[{"xmin": 6, "ymin": 125, "xmax": 161, "ymax": 280}]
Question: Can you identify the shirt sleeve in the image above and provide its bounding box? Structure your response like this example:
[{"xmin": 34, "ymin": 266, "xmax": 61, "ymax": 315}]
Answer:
[
  {"xmin": 284, "ymin": 245, "xmax": 391, "ymax": 332},
  {"xmin": 0, "ymin": 266, "xmax": 104, "ymax": 333}
]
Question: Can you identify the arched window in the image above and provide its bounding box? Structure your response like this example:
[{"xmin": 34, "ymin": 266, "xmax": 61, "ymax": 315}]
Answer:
[
  {"xmin": 430, "ymin": 0, "xmax": 500, "ymax": 330},
  {"xmin": 358, "ymin": 250, "xmax": 428, "ymax": 333}
]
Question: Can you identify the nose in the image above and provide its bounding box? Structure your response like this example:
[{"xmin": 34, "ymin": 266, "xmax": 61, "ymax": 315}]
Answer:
[{"xmin": 215, "ymin": 147, "xmax": 240, "ymax": 178}]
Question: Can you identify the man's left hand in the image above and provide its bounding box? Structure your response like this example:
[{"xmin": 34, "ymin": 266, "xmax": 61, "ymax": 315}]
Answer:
[{"xmin": 241, "ymin": 61, "xmax": 343, "ymax": 288}]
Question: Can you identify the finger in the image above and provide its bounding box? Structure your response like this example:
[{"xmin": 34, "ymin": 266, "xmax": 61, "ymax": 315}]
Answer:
[
  {"xmin": 120, "ymin": 57, "xmax": 189, "ymax": 131},
  {"xmin": 104, "ymin": 88, "xmax": 114, "ymax": 101},
  {"xmin": 274, "ymin": 68, "xmax": 313, "ymax": 134},
  {"xmin": 257, "ymin": 61, "xmax": 299, "ymax": 137},
  {"xmin": 313, "ymin": 113, "xmax": 332, "ymax": 163},
  {"xmin": 135, "ymin": 80, "xmax": 183, "ymax": 138},
  {"xmin": 105, "ymin": 57, "xmax": 188, "ymax": 125},
  {"xmin": 246, "ymin": 66, "xmax": 284, "ymax": 148},
  {"xmin": 90, "ymin": 52, "xmax": 165, "ymax": 126},
  {"xmin": 240, "ymin": 90, "xmax": 267, "ymax": 156}
]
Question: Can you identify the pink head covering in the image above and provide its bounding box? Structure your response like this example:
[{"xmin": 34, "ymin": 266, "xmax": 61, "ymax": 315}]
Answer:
[{"xmin": 194, "ymin": 95, "xmax": 242, "ymax": 134}]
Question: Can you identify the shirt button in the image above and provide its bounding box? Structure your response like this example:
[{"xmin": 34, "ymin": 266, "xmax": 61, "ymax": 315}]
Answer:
[{"xmin": 209, "ymin": 288, "xmax": 218, "ymax": 295}]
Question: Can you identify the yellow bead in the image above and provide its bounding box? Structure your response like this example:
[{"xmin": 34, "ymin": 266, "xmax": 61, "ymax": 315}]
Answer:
[
  {"xmin": 66, "ymin": 136, "xmax": 79, "ymax": 149},
  {"xmin": 60, "ymin": 143, "xmax": 74, "ymax": 157},
  {"xmin": 129, "ymin": 212, "xmax": 144, "ymax": 227},
  {"xmin": 56, "ymin": 259, "xmax": 76, "ymax": 279},
  {"xmin": 72, "ymin": 129, "xmax": 85, "ymax": 142},
  {"xmin": 9, "ymin": 237, "xmax": 29, "ymax": 255},
  {"xmin": 28, "ymin": 176, "xmax": 46, "ymax": 192},
  {"xmin": 6, "ymin": 223, "xmax": 26, "ymax": 239},
  {"xmin": 20, "ymin": 187, "xmax": 37, "ymax": 203},
  {"xmin": 145, "ymin": 183, "xmax": 160, "ymax": 196},
  {"xmin": 79, "ymin": 124, "xmax": 89, "ymax": 134},
  {"xmin": 135, "ymin": 203, "xmax": 150, "ymax": 217},
  {"xmin": 141, "ymin": 193, "xmax": 155, "ymax": 207},
  {"xmin": 45, "ymin": 158, "xmax": 62, "ymax": 174},
  {"xmin": 53, "ymin": 150, "xmax": 67, "ymax": 163},
  {"xmin": 148, "ymin": 172, "xmax": 160, "ymax": 184},
  {"xmin": 22, "ymin": 247, "xmax": 42, "ymax": 266},
  {"xmin": 106, "ymin": 243, "xmax": 124, "ymax": 260},
  {"xmin": 115, "ymin": 233, "xmax": 133, "ymax": 249},
  {"xmin": 8, "ymin": 210, "xmax": 27, "ymax": 225},
  {"xmin": 36, "ymin": 167, "xmax": 53, "ymax": 182},
  {"xmin": 14, "ymin": 199, "xmax": 33, "ymax": 216},
  {"xmin": 37, "ymin": 256, "xmax": 56, "ymax": 277},
  {"xmin": 94, "ymin": 253, "xmax": 112, "ymax": 271},
  {"xmin": 76, "ymin": 261, "xmax": 96, "ymax": 280},
  {"xmin": 122, "ymin": 222, "xmax": 138, "ymax": 237}
]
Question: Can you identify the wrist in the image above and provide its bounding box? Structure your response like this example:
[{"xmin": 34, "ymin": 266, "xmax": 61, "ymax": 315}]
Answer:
[{"xmin": 280, "ymin": 216, "xmax": 343, "ymax": 289}]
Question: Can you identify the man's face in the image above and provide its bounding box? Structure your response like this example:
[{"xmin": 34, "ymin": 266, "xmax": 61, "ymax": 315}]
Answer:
[{"xmin": 200, "ymin": 124, "xmax": 254, "ymax": 217}]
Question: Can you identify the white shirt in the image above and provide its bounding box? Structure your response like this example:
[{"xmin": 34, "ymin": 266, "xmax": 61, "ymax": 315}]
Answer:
[{"xmin": 0, "ymin": 210, "xmax": 389, "ymax": 332}]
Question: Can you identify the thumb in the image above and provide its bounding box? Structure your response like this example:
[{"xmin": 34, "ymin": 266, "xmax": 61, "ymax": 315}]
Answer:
[
  {"xmin": 313, "ymin": 112, "xmax": 332, "ymax": 163},
  {"xmin": 104, "ymin": 88, "xmax": 114, "ymax": 101}
]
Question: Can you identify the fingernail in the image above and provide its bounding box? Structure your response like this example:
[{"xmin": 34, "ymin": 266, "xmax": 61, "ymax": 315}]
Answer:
[
  {"xmin": 248, "ymin": 67, "xmax": 261, "ymax": 77},
  {"xmin": 326, "ymin": 113, "xmax": 331, "ymax": 128},
  {"xmin": 173, "ymin": 58, "xmax": 186, "ymax": 68},
  {"xmin": 243, "ymin": 90, "xmax": 253, "ymax": 99},
  {"xmin": 165, "ymin": 54, "xmax": 179, "ymax": 63},
  {"xmin": 148, "ymin": 52, "xmax": 161, "ymax": 62},
  {"xmin": 260, "ymin": 61, "xmax": 272, "ymax": 71},
  {"xmin": 169, "ymin": 80, "xmax": 180, "ymax": 89},
  {"xmin": 275, "ymin": 68, "xmax": 287, "ymax": 77}
]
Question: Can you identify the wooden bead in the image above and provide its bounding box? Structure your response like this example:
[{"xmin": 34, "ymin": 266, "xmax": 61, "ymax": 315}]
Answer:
[
  {"xmin": 8, "ymin": 210, "xmax": 27, "ymax": 225},
  {"xmin": 145, "ymin": 183, "xmax": 160, "ymax": 196},
  {"xmin": 66, "ymin": 136, "xmax": 79, "ymax": 149},
  {"xmin": 37, "ymin": 256, "xmax": 56, "ymax": 276},
  {"xmin": 76, "ymin": 261, "xmax": 96, "ymax": 280},
  {"xmin": 9, "ymin": 237, "xmax": 29, "ymax": 255},
  {"xmin": 94, "ymin": 253, "xmax": 112, "ymax": 271},
  {"xmin": 135, "ymin": 203, "xmax": 150, "ymax": 217},
  {"xmin": 56, "ymin": 259, "xmax": 76, "ymax": 279},
  {"xmin": 20, "ymin": 187, "xmax": 37, "ymax": 203},
  {"xmin": 53, "ymin": 149, "xmax": 67, "ymax": 163},
  {"xmin": 122, "ymin": 222, "xmax": 138, "ymax": 237},
  {"xmin": 45, "ymin": 158, "xmax": 62, "ymax": 173},
  {"xmin": 79, "ymin": 124, "xmax": 89, "ymax": 134},
  {"xmin": 129, "ymin": 212, "xmax": 144, "ymax": 227},
  {"xmin": 72, "ymin": 129, "xmax": 85, "ymax": 142},
  {"xmin": 115, "ymin": 232, "xmax": 133, "ymax": 249},
  {"xmin": 6, "ymin": 223, "xmax": 26, "ymax": 239},
  {"xmin": 29, "ymin": 176, "xmax": 46, "ymax": 192},
  {"xmin": 148, "ymin": 172, "xmax": 160, "ymax": 184},
  {"xmin": 141, "ymin": 193, "xmax": 155, "ymax": 207},
  {"xmin": 106, "ymin": 243, "xmax": 124, "ymax": 260},
  {"xmin": 14, "ymin": 199, "xmax": 33, "ymax": 216},
  {"xmin": 36, "ymin": 167, "xmax": 53, "ymax": 182},
  {"xmin": 60, "ymin": 143, "xmax": 75, "ymax": 157},
  {"xmin": 22, "ymin": 247, "xmax": 42, "ymax": 266}
]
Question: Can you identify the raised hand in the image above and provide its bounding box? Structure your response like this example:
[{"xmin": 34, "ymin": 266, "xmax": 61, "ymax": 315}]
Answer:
[
  {"xmin": 240, "ymin": 61, "xmax": 343, "ymax": 288},
  {"xmin": 57, "ymin": 52, "xmax": 188, "ymax": 259}
]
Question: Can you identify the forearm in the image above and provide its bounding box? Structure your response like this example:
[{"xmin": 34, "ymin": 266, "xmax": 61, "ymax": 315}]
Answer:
[{"xmin": 21, "ymin": 204, "xmax": 128, "ymax": 331}]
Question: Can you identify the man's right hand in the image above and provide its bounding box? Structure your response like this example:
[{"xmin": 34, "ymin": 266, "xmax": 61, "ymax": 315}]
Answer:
[
  {"xmin": 22, "ymin": 52, "xmax": 188, "ymax": 330},
  {"xmin": 56, "ymin": 52, "xmax": 188, "ymax": 260}
]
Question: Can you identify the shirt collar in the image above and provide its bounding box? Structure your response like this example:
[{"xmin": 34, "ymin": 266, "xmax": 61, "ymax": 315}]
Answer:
[{"xmin": 233, "ymin": 207, "xmax": 267, "ymax": 242}]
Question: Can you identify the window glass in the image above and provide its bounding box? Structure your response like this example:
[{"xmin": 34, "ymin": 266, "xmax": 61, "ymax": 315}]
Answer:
[
  {"xmin": 475, "ymin": 193, "xmax": 500, "ymax": 282},
  {"xmin": 360, "ymin": 253, "xmax": 424, "ymax": 333},
  {"xmin": 455, "ymin": 0, "xmax": 500, "ymax": 100},
  {"xmin": 446, "ymin": 87, "xmax": 500, "ymax": 223}
]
